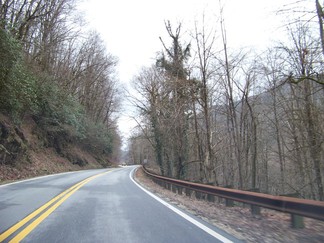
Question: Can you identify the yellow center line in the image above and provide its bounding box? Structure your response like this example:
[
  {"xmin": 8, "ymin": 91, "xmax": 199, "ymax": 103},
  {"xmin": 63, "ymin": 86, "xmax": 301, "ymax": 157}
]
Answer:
[
  {"xmin": 0, "ymin": 170, "xmax": 111, "ymax": 243},
  {"xmin": 0, "ymin": 180, "xmax": 85, "ymax": 242}
]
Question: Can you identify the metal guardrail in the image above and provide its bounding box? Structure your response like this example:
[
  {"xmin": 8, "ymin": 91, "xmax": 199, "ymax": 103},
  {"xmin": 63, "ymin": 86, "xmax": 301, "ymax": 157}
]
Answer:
[{"xmin": 142, "ymin": 166, "xmax": 324, "ymax": 221}]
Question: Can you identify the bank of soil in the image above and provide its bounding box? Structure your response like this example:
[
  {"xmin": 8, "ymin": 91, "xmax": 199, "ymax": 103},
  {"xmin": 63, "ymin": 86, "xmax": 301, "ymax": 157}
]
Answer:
[
  {"xmin": 0, "ymin": 114, "xmax": 113, "ymax": 184},
  {"xmin": 134, "ymin": 167, "xmax": 324, "ymax": 243}
]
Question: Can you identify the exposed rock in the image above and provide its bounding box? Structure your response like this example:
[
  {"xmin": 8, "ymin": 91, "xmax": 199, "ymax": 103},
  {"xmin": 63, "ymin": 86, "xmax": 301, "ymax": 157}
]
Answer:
[
  {"xmin": 0, "ymin": 115, "xmax": 27, "ymax": 165},
  {"xmin": 65, "ymin": 151, "xmax": 88, "ymax": 167},
  {"xmin": 0, "ymin": 113, "xmax": 114, "ymax": 182}
]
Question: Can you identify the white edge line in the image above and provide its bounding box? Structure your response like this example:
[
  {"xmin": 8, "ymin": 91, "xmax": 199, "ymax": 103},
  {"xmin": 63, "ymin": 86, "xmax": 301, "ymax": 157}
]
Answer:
[{"xmin": 129, "ymin": 167, "xmax": 233, "ymax": 243}]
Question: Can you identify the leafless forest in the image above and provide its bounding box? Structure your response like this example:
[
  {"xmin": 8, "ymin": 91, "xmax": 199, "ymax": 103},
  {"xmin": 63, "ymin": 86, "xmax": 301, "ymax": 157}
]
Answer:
[{"xmin": 128, "ymin": 1, "xmax": 324, "ymax": 201}]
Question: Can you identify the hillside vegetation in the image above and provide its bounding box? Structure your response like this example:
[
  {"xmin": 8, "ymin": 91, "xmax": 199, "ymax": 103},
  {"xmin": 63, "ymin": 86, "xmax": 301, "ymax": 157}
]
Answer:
[{"xmin": 0, "ymin": 0, "xmax": 121, "ymax": 182}]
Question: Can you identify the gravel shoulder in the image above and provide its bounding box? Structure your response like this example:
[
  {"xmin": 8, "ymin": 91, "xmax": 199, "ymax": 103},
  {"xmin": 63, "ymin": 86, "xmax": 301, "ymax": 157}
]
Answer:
[{"xmin": 134, "ymin": 167, "xmax": 324, "ymax": 243}]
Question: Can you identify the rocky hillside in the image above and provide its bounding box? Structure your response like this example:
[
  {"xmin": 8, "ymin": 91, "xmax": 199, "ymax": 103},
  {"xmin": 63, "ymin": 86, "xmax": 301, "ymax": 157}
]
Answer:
[{"xmin": 0, "ymin": 113, "xmax": 115, "ymax": 183}]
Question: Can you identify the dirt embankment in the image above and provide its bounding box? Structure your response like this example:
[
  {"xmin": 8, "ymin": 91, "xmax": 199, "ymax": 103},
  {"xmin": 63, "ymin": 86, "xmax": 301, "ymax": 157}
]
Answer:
[{"xmin": 0, "ymin": 114, "xmax": 114, "ymax": 183}]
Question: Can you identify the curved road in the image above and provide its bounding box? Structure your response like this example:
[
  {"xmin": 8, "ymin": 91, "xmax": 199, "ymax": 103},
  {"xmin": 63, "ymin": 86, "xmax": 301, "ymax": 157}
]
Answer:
[{"xmin": 0, "ymin": 166, "xmax": 241, "ymax": 243}]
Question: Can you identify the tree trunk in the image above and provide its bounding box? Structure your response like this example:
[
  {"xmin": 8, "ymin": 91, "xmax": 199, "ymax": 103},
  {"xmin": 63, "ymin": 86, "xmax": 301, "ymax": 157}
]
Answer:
[
  {"xmin": 316, "ymin": 0, "xmax": 324, "ymax": 57},
  {"xmin": 304, "ymin": 81, "xmax": 324, "ymax": 200}
]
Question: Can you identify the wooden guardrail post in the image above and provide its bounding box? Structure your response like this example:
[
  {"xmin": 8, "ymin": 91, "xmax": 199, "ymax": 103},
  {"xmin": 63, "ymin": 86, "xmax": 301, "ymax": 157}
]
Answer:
[
  {"xmin": 165, "ymin": 182, "xmax": 170, "ymax": 190},
  {"xmin": 281, "ymin": 193, "xmax": 304, "ymax": 229},
  {"xmin": 160, "ymin": 180, "xmax": 165, "ymax": 188},
  {"xmin": 177, "ymin": 186, "xmax": 183, "ymax": 195},
  {"xmin": 225, "ymin": 185, "xmax": 234, "ymax": 207},
  {"xmin": 207, "ymin": 193, "xmax": 215, "ymax": 202},
  {"xmin": 195, "ymin": 190, "xmax": 202, "ymax": 200},
  {"xmin": 185, "ymin": 187, "xmax": 191, "ymax": 197},
  {"xmin": 247, "ymin": 188, "xmax": 261, "ymax": 215},
  {"xmin": 168, "ymin": 183, "xmax": 172, "ymax": 190},
  {"xmin": 207, "ymin": 183, "xmax": 215, "ymax": 202},
  {"xmin": 155, "ymin": 179, "xmax": 161, "ymax": 187},
  {"xmin": 171, "ymin": 184, "xmax": 177, "ymax": 193},
  {"xmin": 193, "ymin": 181, "xmax": 203, "ymax": 200},
  {"xmin": 291, "ymin": 213, "xmax": 304, "ymax": 229}
]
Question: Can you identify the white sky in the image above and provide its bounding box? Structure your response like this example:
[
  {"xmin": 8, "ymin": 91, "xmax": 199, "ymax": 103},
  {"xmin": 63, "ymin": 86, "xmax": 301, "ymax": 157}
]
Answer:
[{"xmin": 78, "ymin": 0, "xmax": 315, "ymax": 146}]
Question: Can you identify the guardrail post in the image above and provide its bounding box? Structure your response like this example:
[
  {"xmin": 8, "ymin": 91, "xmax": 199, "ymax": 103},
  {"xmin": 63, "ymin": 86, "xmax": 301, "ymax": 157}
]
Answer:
[
  {"xmin": 247, "ymin": 188, "xmax": 261, "ymax": 215},
  {"xmin": 281, "ymin": 193, "xmax": 304, "ymax": 229},
  {"xmin": 185, "ymin": 188, "xmax": 191, "ymax": 197},
  {"xmin": 225, "ymin": 185, "xmax": 234, "ymax": 207},
  {"xmin": 177, "ymin": 186, "xmax": 183, "ymax": 195},
  {"xmin": 291, "ymin": 213, "xmax": 304, "ymax": 229},
  {"xmin": 169, "ymin": 183, "xmax": 172, "ymax": 190},
  {"xmin": 207, "ymin": 194, "xmax": 215, "ymax": 202},
  {"xmin": 171, "ymin": 184, "xmax": 176, "ymax": 193},
  {"xmin": 165, "ymin": 182, "xmax": 170, "ymax": 190},
  {"xmin": 193, "ymin": 181, "xmax": 203, "ymax": 200},
  {"xmin": 159, "ymin": 180, "xmax": 165, "ymax": 188},
  {"xmin": 207, "ymin": 183, "xmax": 215, "ymax": 202},
  {"xmin": 195, "ymin": 190, "xmax": 202, "ymax": 200},
  {"xmin": 155, "ymin": 179, "xmax": 161, "ymax": 186}
]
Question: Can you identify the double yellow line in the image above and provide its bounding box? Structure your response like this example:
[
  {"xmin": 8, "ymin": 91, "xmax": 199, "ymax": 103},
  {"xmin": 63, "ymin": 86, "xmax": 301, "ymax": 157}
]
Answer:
[{"xmin": 0, "ymin": 170, "xmax": 111, "ymax": 243}]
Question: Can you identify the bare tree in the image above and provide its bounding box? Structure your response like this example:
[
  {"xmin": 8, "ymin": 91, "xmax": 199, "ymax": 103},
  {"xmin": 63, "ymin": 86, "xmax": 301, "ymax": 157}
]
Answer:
[
  {"xmin": 283, "ymin": 23, "xmax": 323, "ymax": 199},
  {"xmin": 316, "ymin": 0, "xmax": 324, "ymax": 57},
  {"xmin": 193, "ymin": 16, "xmax": 218, "ymax": 183}
]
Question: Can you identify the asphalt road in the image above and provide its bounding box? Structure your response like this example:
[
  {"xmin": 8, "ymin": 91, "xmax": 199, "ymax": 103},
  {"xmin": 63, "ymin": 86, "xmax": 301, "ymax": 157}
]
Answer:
[{"xmin": 0, "ymin": 166, "xmax": 241, "ymax": 243}]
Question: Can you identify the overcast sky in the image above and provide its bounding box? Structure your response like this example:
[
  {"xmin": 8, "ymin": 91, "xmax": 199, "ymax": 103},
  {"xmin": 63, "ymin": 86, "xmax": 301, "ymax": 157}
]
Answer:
[{"xmin": 78, "ymin": 0, "xmax": 314, "ymax": 146}]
